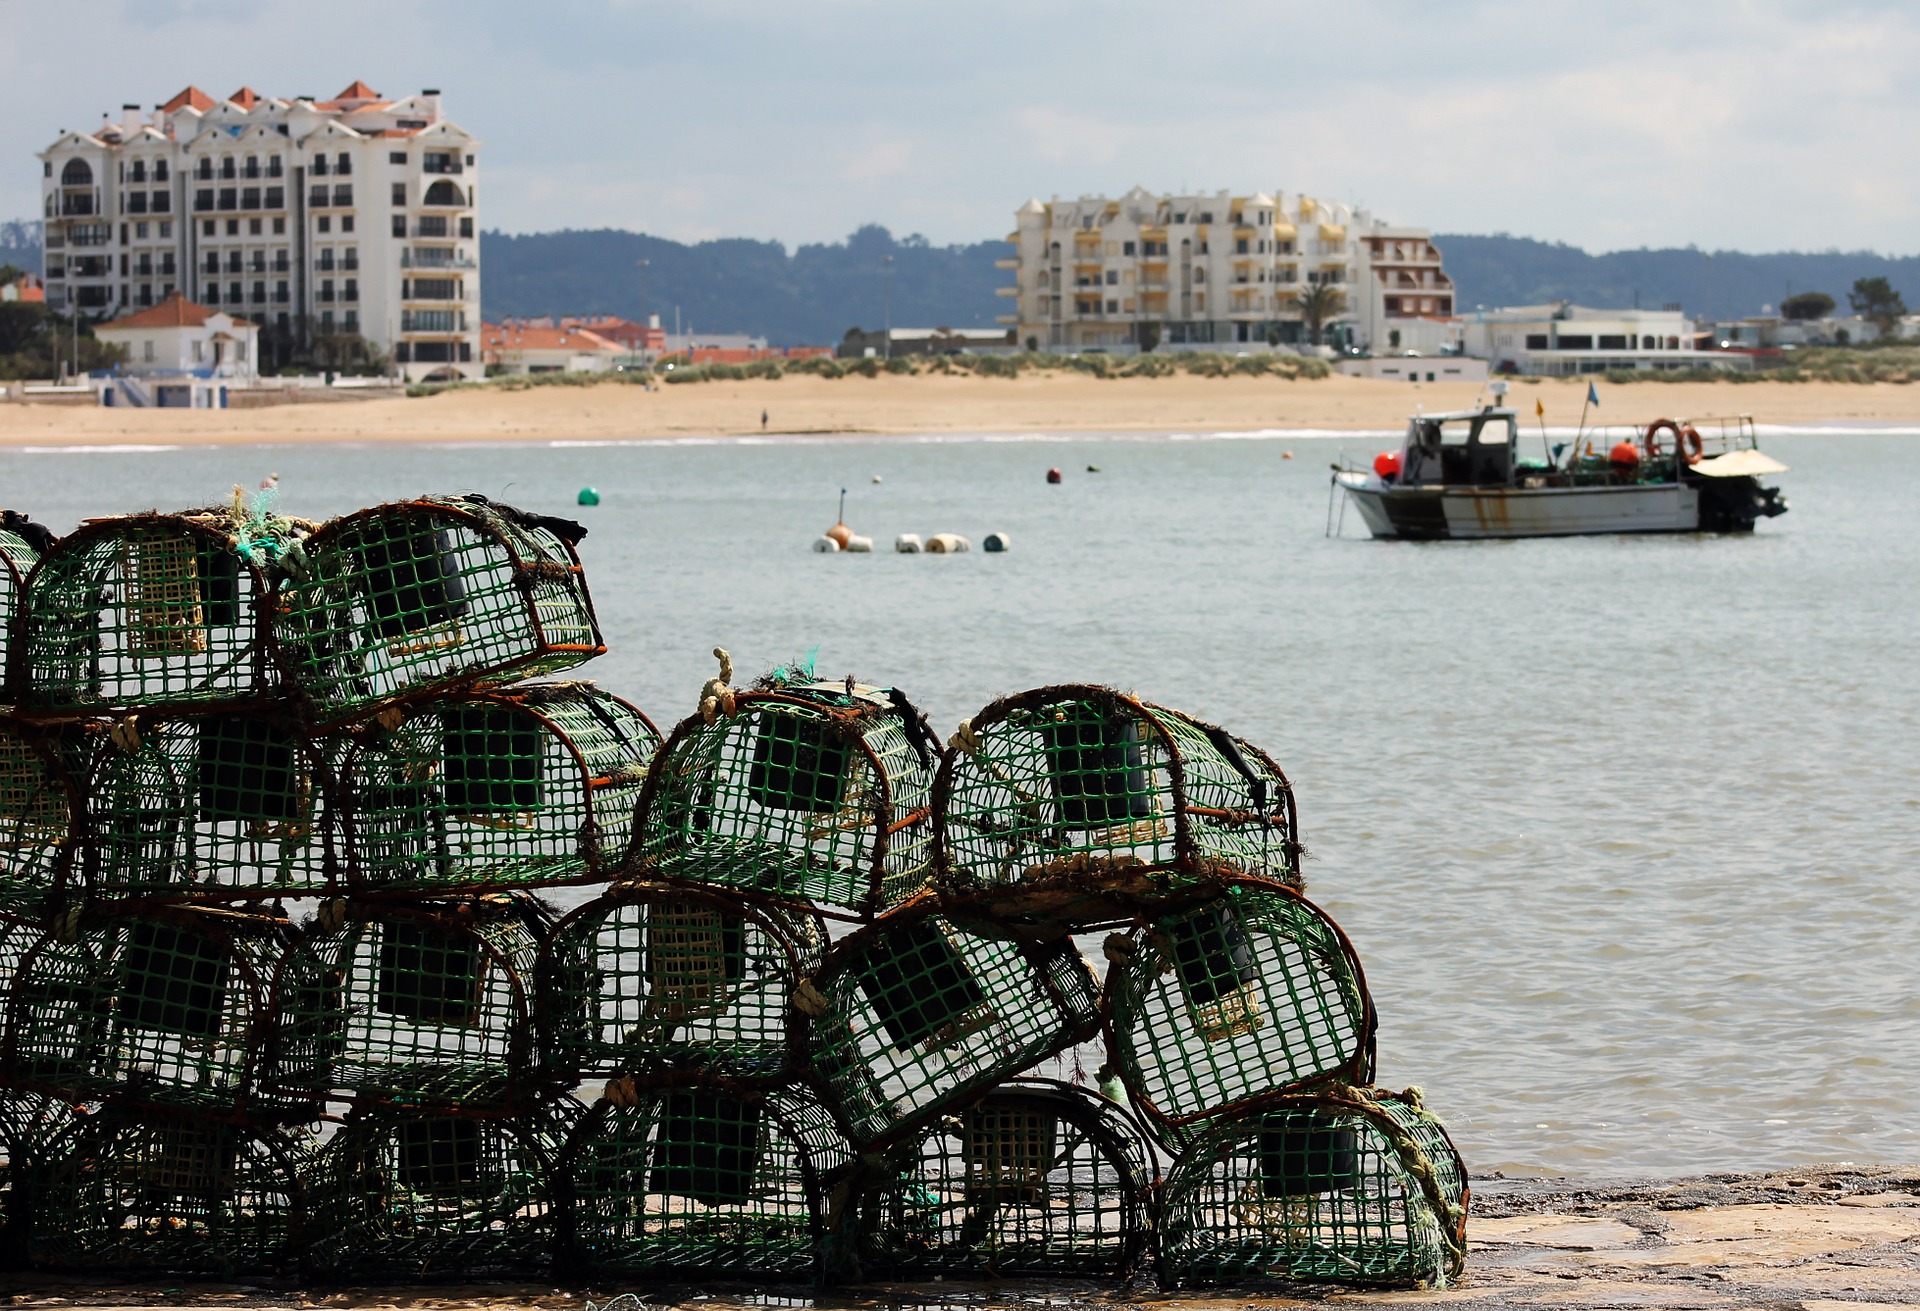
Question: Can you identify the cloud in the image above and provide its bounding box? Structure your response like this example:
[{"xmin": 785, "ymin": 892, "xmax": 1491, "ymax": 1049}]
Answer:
[{"xmin": 3, "ymin": 0, "xmax": 1919, "ymax": 252}]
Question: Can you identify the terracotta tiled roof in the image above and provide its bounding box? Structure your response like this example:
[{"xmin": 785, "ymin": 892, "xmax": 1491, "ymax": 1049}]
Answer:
[
  {"xmin": 481, "ymin": 323, "xmax": 622, "ymax": 353},
  {"xmin": 96, "ymin": 292, "xmax": 253, "ymax": 332},
  {"xmin": 162, "ymin": 86, "xmax": 216, "ymax": 114},
  {"xmin": 334, "ymin": 79, "xmax": 381, "ymax": 102},
  {"xmin": 228, "ymin": 87, "xmax": 261, "ymax": 109}
]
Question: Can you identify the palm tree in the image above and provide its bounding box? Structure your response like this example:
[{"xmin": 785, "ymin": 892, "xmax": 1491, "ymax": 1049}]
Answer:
[{"xmin": 1297, "ymin": 283, "xmax": 1348, "ymax": 346}]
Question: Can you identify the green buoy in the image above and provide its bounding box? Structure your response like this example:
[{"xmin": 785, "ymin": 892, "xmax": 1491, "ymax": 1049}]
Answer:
[{"xmin": 577, "ymin": 487, "xmax": 601, "ymax": 506}]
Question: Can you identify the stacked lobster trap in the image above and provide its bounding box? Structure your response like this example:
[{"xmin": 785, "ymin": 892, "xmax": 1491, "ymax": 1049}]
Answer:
[{"xmin": 0, "ymin": 488, "xmax": 1469, "ymax": 1291}]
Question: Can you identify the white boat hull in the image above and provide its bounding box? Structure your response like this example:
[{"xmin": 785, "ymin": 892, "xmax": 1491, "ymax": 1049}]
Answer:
[{"xmin": 1342, "ymin": 481, "xmax": 1702, "ymax": 539}]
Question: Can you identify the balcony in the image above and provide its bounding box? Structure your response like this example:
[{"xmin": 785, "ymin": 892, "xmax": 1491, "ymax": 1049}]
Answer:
[
  {"xmin": 401, "ymin": 309, "xmax": 466, "ymax": 332},
  {"xmin": 414, "ymin": 217, "xmax": 450, "ymax": 238},
  {"xmin": 422, "ymin": 155, "xmax": 464, "ymax": 175},
  {"xmin": 400, "ymin": 248, "xmax": 476, "ymax": 269},
  {"xmin": 60, "ymin": 194, "xmax": 95, "ymax": 217},
  {"xmin": 218, "ymin": 189, "xmax": 237, "ymax": 211}
]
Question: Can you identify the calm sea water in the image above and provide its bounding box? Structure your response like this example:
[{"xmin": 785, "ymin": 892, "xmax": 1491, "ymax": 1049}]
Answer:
[{"xmin": 5, "ymin": 425, "xmax": 1916, "ymax": 1177}]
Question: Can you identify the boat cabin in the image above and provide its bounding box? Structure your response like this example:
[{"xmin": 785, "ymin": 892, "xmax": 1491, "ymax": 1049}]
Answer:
[{"xmin": 1398, "ymin": 409, "xmax": 1518, "ymax": 487}]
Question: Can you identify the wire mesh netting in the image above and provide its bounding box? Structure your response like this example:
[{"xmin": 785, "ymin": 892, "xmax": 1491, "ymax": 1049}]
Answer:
[
  {"xmin": 263, "ymin": 895, "xmax": 547, "ymax": 1110},
  {"xmin": 302, "ymin": 1101, "xmax": 576, "ymax": 1279},
  {"xmin": 541, "ymin": 881, "xmax": 825, "ymax": 1085},
  {"xmin": 275, "ymin": 497, "xmax": 603, "ymax": 724},
  {"xmin": 856, "ymin": 1078, "xmax": 1153, "ymax": 1280},
  {"xmin": 78, "ymin": 708, "xmax": 342, "ymax": 900},
  {"xmin": 0, "ymin": 1091, "xmax": 81, "ymax": 1270},
  {"xmin": 19, "ymin": 513, "xmax": 294, "ymax": 714},
  {"xmin": 1, "ymin": 905, "xmax": 292, "ymax": 1114},
  {"xmin": 340, "ymin": 684, "xmax": 660, "ymax": 893},
  {"xmin": 629, "ymin": 680, "xmax": 939, "ymax": 916},
  {"xmin": 936, "ymin": 687, "xmax": 1300, "ymax": 923},
  {"xmin": 1104, "ymin": 878, "xmax": 1373, "ymax": 1136},
  {"xmin": 0, "ymin": 719, "xmax": 79, "ymax": 912},
  {"xmin": 0, "ymin": 523, "xmax": 47, "ymax": 701},
  {"xmin": 560, "ymin": 1075, "xmax": 849, "ymax": 1277},
  {"xmin": 29, "ymin": 1107, "xmax": 305, "ymax": 1275},
  {"xmin": 802, "ymin": 896, "xmax": 1102, "ymax": 1149},
  {"xmin": 1158, "ymin": 1088, "xmax": 1468, "ymax": 1289}
]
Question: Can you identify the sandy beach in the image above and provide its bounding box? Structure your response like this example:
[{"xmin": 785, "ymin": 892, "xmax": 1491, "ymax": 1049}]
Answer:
[{"xmin": 3, "ymin": 374, "xmax": 1919, "ymax": 446}]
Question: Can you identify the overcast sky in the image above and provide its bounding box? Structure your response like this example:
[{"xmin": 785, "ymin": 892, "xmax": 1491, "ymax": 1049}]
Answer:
[{"xmin": 4, "ymin": 1, "xmax": 1915, "ymax": 253}]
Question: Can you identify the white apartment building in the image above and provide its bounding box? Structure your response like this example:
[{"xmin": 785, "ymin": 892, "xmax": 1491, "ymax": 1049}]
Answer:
[
  {"xmin": 1460, "ymin": 305, "xmax": 1719, "ymax": 375},
  {"xmin": 1001, "ymin": 187, "xmax": 1456, "ymax": 353},
  {"xmin": 37, "ymin": 81, "xmax": 481, "ymax": 382}
]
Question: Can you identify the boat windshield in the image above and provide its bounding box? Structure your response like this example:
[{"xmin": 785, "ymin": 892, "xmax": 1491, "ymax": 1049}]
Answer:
[
  {"xmin": 1417, "ymin": 416, "xmax": 1512, "ymax": 446},
  {"xmin": 1404, "ymin": 413, "xmax": 1516, "ymax": 486}
]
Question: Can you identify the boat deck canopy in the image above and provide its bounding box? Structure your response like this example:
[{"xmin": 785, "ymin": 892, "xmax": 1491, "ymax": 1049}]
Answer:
[{"xmin": 1692, "ymin": 449, "xmax": 1788, "ymax": 478}]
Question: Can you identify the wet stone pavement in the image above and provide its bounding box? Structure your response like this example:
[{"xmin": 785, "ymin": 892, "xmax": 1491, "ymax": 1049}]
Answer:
[{"xmin": 4, "ymin": 1166, "xmax": 1916, "ymax": 1310}]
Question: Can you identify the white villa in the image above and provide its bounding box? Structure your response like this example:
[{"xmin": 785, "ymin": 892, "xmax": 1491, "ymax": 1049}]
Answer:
[
  {"xmin": 37, "ymin": 81, "xmax": 481, "ymax": 382},
  {"xmin": 93, "ymin": 292, "xmax": 259, "ymax": 380}
]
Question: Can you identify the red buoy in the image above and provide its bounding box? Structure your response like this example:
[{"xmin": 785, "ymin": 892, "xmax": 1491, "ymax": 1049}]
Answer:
[
  {"xmin": 1373, "ymin": 451, "xmax": 1402, "ymax": 478},
  {"xmin": 1608, "ymin": 441, "xmax": 1641, "ymax": 469},
  {"xmin": 1046, "ymin": 467, "xmax": 1063, "ymax": 484}
]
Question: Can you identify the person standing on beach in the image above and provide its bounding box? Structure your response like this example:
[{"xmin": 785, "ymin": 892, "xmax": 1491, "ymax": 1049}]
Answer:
[{"xmin": 761, "ymin": 409, "xmax": 769, "ymax": 431}]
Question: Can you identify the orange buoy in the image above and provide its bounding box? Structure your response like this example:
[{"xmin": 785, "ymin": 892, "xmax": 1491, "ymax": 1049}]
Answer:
[
  {"xmin": 825, "ymin": 521, "xmax": 853, "ymax": 548},
  {"xmin": 1046, "ymin": 467, "xmax": 1063, "ymax": 484},
  {"xmin": 1609, "ymin": 441, "xmax": 1641, "ymax": 469},
  {"xmin": 1373, "ymin": 451, "xmax": 1402, "ymax": 478}
]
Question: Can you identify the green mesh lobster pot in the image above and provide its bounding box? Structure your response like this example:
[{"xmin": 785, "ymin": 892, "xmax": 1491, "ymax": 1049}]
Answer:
[
  {"xmin": 1158, "ymin": 1088, "xmax": 1468, "ymax": 1289},
  {"xmin": 559, "ymin": 1074, "xmax": 849, "ymax": 1278},
  {"xmin": 339, "ymin": 683, "xmax": 660, "ymax": 893},
  {"xmin": 935, "ymin": 687, "xmax": 1299, "ymax": 928},
  {"xmin": 301, "ymin": 1100, "xmax": 576, "ymax": 1280},
  {"xmin": 1, "ymin": 905, "xmax": 291, "ymax": 1114},
  {"xmin": 28, "ymin": 1106, "xmax": 306, "ymax": 1275},
  {"xmin": 799, "ymin": 894, "xmax": 1101, "ymax": 1149},
  {"xmin": 18, "ymin": 511, "xmax": 297, "ymax": 714},
  {"xmin": 1104, "ymin": 878, "xmax": 1373, "ymax": 1138},
  {"xmin": 263, "ymin": 894, "xmax": 546, "ymax": 1111},
  {"xmin": 0, "ymin": 519, "xmax": 51, "ymax": 698},
  {"xmin": 77, "ymin": 707, "xmax": 342, "ymax": 901},
  {"xmin": 856, "ymin": 1078, "xmax": 1154, "ymax": 1280},
  {"xmin": 0, "ymin": 1091, "xmax": 81, "ymax": 1270},
  {"xmin": 275, "ymin": 497, "xmax": 603, "ymax": 725},
  {"xmin": 0, "ymin": 718, "xmax": 79, "ymax": 914},
  {"xmin": 540, "ymin": 881, "xmax": 825, "ymax": 1085},
  {"xmin": 629, "ymin": 680, "xmax": 939, "ymax": 916}
]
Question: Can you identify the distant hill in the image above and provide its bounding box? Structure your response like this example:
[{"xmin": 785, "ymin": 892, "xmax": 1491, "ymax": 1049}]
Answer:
[
  {"xmin": 1435, "ymin": 234, "xmax": 1920, "ymax": 321},
  {"xmin": 480, "ymin": 224, "xmax": 1009, "ymax": 346},
  {"xmin": 0, "ymin": 220, "xmax": 39, "ymax": 276}
]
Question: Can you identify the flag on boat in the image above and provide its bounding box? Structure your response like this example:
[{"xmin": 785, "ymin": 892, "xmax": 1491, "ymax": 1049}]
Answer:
[
  {"xmin": 1536, "ymin": 398, "xmax": 1545, "ymax": 418},
  {"xmin": 1587, "ymin": 381, "xmax": 1600, "ymax": 407}
]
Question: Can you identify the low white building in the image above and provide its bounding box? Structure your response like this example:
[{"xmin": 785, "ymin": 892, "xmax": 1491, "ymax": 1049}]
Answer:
[
  {"xmin": 1460, "ymin": 304, "xmax": 1723, "ymax": 375},
  {"xmin": 481, "ymin": 321, "xmax": 622, "ymax": 374},
  {"xmin": 94, "ymin": 291, "xmax": 258, "ymax": 380}
]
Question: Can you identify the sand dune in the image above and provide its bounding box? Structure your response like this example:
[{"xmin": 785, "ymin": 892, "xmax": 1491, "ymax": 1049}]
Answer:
[{"xmin": 3, "ymin": 372, "xmax": 1917, "ymax": 447}]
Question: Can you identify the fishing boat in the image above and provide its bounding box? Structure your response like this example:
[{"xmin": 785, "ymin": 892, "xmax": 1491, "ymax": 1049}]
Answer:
[{"xmin": 1330, "ymin": 383, "xmax": 1788, "ymax": 539}]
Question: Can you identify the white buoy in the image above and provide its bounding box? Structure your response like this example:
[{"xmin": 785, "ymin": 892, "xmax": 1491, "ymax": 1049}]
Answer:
[
  {"xmin": 894, "ymin": 533, "xmax": 922, "ymax": 553},
  {"xmin": 812, "ymin": 535, "xmax": 841, "ymax": 553},
  {"xmin": 925, "ymin": 533, "xmax": 972, "ymax": 554},
  {"xmin": 844, "ymin": 534, "xmax": 874, "ymax": 553},
  {"xmin": 983, "ymin": 532, "xmax": 1011, "ymax": 553}
]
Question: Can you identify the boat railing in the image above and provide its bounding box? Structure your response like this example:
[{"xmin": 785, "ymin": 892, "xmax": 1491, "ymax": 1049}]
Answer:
[{"xmin": 1576, "ymin": 415, "xmax": 1759, "ymax": 458}]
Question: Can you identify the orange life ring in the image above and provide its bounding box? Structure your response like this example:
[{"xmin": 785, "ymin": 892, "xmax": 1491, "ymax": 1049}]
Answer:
[
  {"xmin": 1679, "ymin": 424, "xmax": 1704, "ymax": 465},
  {"xmin": 1643, "ymin": 418, "xmax": 1682, "ymax": 461}
]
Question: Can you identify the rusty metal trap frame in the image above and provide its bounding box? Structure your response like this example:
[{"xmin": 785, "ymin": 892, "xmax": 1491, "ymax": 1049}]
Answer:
[
  {"xmin": 27, "ymin": 1104, "xmax": 308, "ymax": 1275},
  {"xmin": 1, "ymin": 1091, "xmax": 83, "ymax": 1269},
  {"xmin": 0, "ymin": 717, "xmax": 80, "ymax": 912},
  {"xmin": 0, "ymin": 517, "xmax": 53, "ymax": 697},
  {"xmin": 628, "ymin": 676, "xmax": 940, "ymax": 917},
  {"xmin": 274, "ymin": 496, "xmax": 604, "ymax": 725},
  {"xmin": 540, "ymin": 880, "xmax": 826, "ymax": 1086},
  {"xmin": 262, "ymin": 894, "xmax": 549, "ymax": 1111},
  {"xmin": 1156, "ymin": 1086, "xmax": 1467, "ymax": 1290},
  {"xmin": 933, "ymin": 686, "xmax": 1300, "ymax": 918},
  {"xmin": 798, "ymin": 893, "xmax": 1102, "ymax": 1150},
  {"xmin": 0, "ymin": 903, "xmax": 295, "ymax": 1116},
  {"xmin": 13, "ymin": 510, "xmax": 301, "ymax": 715},
  {"xmin": 74, "ymin": 706, "xmax": 344, "ymax": 902},
  {"xmin": 850, "ymin": 1077, "xmax": 1155, "ymax": 1281},
  {"xmin": 1102, "ymin": 876, "xmax": 1374, "ymax": 1138},
  {"xmin": 337, "ymin": 683, "xmax": 660, "ymax": 894},
  {"xmin": 302, "ymin": 1098, "xmax": 577, "ymax": 1280},
  {"xmin": 557, "ymin": 1071, "xmax": 850, "ymax": 1278}
]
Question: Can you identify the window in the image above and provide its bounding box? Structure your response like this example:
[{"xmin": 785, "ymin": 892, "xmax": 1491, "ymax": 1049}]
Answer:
[
  {"xmin": 135, "ymin": 221, "xmax": 149, "ymax": 239},
  {"xmin": 334, "ymin": 151, "xmax": 351, "ymax": 174},
  {"xmin": 272, "ymin": 217, "xmax": 285, "ymax": 235},
  {"xmin": 228, "ymin": 281, "xmax": 241, "ymax": 304},
  {"xmin": 274, "ymin": 280, "xmax": 288, "ymax": 302},
  {"xmin": 264, "ymin": 186, "xmax": 283, "ymax": 209},
  {"xmin": 318, "ymin": 215, "xmax": 331, "ymax": 233},
  {"xmin": 458, "ymin": 216, "xmax": 472, "ymax": 238},
  {"xmin": 343, "ymin": 278, "xmax": 358, "ymax": 303},
  {"xmin": 344, "ymin": 310, "xmax": 359, "ymax": 333},
  {"xmin": 1104, "ymin": 270, "xmax": 1117, "ymax": 285},
  {"xmin": 320, "ymin": 278, "xmax": 334, "ymax": 302},
  {"xmin": 225, "ymin": 219, "xmax": 239, "ymax": 236},
  {"xmin": 220, "ymin": 156, "xmax": 235, "ymax": 179},
  {"xmin": 332, "ymin": 184, "xmax": 353, "ymax": 207},
  {"xmin": 249, "ymin": 251, "xmax": 265, "ymax": 272},
  {"xmin": 1557, "ymin": 334, "xmax": 1593, "ymax": 350},
  {"xmin": 143, "ymin": 340, "xmax": 155, "ymax": 362},
  {"xmin": 151, "ymin": 190, "xmax": 170, "ymax": 213},
  {"xmin": 202, "ymin": 219, "xmax": 216, "ymax": 237},
  {"xmin": 342, "ymin": 215, "xmax": 354, "ymax": 232},
  {"xmin": 267, "ymin": 156, "xmax": 282, "ymax": 178},
  {"xmin": 195, "ymin": 189, "xmax": 215, "ymax": 212},
  {"xmin": 243, "ymin": 155, "xmax": 259, "ymax": 179},
  {"xmin": 1525, "ymin": 334, "xmax": 1550, "ymax": 350},
  {"xmin": 62, "ymin": 158, "xmax": 93, "ymax": 185},
  {"xmin": 311, "ymin": 155, "xmax": 327, "ymax": 176},
  {"xmin": 465, "ymin": 154, "xmax": 474, "ymax": 166},
  {"xmin": 390, "ymin": 150, "xmax": 407, "ymax": 165},
  {"xmin": 197, "ymin": 158, "xmax": 213, "ymax": 180},
  {"xmin": 343, "ymin": 247, "xmax": 358, "ymax": 270},
  {"xmin": 130, "ymin": 160, "xmax": 147, "ymax": 183},
  {"xmin": 128, "ymin": 192, "xmax": 149, "ymax": 214},
  {"xmin": 392, "ymin": 214, "xmax": 406, "ymax": 238},
  {"xmin": 1598, "ymin": 335, "xmax": 1628, "ymax": 350},
  {"xmin": 1106, "ymin": 299, "xmax": 1118, "ymax": 313},
  {"xmin": 1236, "ymin": 238, "xmax": 1248, "ymax": 254},
  {"xmin": 308, "ymin": 184, "xmax": 328, "ymax": 208},
  {"xmin": 203, "ymin": 284, "xmax": 219, "ymax": 305},
  {"xmin": 226, "ymin": 251, "xmax": 242, "ymax": 273},
  {"xmin": 155, "ymin": 160, "xmax": 168, "ymax": 182},
  {"xmin": 392, "ymin": 182, "xmax": 406, "ymax": 207},
  {"xmin": 242, "ymin": 193, "xmax": 260, "ymax": 216},
  {"xmin": 417, "ymin": 215, "xmax": 448, "ymax": 237},
  {"xmin": 204, "ymin": 252, "xmax": 220, "ymax": 274},
  {"xmin": 251, "ymin": 281, "xmax": 265, "ymax": 303},
  {"xmin": 159, "ymin": 221, "xmax": 172, "ymax": 240}
]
